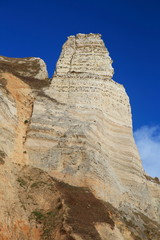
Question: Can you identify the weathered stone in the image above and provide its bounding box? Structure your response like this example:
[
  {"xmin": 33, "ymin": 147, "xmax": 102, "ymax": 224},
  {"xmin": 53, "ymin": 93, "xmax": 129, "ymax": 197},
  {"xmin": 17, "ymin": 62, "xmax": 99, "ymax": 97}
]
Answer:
[
  {"xmin": 55, "ymin": 33, "xmax": 113, "ymax": 77},
  {"xmin": 26, "ymin": 34, "xmax": 160, "ymax": 223},
  {"xmin": 0, "ymin": 34, "xmax": 159, "ymax": 239},
  {"xmin": 0, "ymin": 56, "xmax": 48, "ymax": 80}
]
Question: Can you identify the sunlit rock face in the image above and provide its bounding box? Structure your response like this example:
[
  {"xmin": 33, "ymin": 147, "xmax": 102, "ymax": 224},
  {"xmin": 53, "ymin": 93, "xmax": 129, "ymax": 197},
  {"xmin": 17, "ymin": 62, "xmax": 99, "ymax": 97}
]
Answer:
[
  {"xmin": 0, "ymin": 34, "xmax": 160, "ymax": 239},
  {"xmin": 25, "ymin": 34, "xmax": 159, "ymax": 220},
  {"xmin": 55, "ymin": 33, "xmax": 114, "ymax": 77}
]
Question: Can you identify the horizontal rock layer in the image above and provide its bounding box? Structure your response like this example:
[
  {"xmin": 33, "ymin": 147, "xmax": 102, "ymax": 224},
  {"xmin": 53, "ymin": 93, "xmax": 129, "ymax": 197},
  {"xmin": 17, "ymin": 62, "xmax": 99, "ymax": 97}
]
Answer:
[
  {"xmin": 55, "ymin": 33, "xmax": 113, "ymax": 77},
  {"xmin": 0, "ymin": 34, "xmax": 159, "ymax": 239}
]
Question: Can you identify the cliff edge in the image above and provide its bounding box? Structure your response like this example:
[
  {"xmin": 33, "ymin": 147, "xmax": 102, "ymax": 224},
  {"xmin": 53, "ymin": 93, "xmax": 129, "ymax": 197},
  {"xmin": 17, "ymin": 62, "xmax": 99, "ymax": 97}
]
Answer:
[{"xmin": 0, "ymin": 34, "xmax": 159, "ymax": 240}]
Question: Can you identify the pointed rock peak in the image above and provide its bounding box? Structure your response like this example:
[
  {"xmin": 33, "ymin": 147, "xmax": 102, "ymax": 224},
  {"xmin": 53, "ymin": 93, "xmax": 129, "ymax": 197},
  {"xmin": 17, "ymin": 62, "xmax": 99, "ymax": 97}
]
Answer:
[{"xmin": 54, "ymin": 33, "xmax": 114, "ymax": 78}]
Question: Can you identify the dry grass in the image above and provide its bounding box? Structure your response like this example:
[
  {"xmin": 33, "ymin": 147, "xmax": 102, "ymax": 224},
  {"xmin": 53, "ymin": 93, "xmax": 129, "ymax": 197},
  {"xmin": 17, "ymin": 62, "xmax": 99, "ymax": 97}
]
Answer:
[
  {"xmin": 15, "ymin": 166, "xmax": 160, "ymax": 240},
  {"xmin": 56, "ymin": 181, "xmax": 115, "ymax": 240},
  {"xmin": 144, "ymin": 174, "xmax": 160, "ymax": 185}
]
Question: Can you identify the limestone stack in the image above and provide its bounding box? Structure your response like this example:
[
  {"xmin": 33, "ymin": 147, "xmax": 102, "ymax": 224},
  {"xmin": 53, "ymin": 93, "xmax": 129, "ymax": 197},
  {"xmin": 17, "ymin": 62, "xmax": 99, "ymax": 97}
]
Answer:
[
  {"xmin": 0, "ymin": 34, "xmax": 159, "ymax": 240},
  {"xmin": 25, "ymin": 34, "xmax": 159, "ymax": 220}
]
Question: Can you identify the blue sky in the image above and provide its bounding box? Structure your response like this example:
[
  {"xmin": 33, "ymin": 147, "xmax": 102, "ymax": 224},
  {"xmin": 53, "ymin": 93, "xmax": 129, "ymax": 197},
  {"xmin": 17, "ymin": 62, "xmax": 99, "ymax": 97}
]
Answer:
[{"xmin": 0, "ymin": 0, "xmax": 160, "ymax": 176}]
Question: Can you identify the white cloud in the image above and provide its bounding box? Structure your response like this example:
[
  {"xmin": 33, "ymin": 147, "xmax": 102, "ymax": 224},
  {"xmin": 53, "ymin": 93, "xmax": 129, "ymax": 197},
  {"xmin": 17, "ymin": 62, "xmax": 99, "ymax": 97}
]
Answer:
[{"xmin": 134, "ymin": 125, "xmax": 160, "ymax": 177}]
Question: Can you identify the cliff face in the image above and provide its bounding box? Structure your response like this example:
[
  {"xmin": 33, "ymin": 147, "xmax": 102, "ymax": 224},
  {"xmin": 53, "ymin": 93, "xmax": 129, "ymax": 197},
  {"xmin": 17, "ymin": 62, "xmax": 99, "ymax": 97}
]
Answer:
[{"xmin": 0, "ymin": 34, "xmax": 160, "ymax": 240}]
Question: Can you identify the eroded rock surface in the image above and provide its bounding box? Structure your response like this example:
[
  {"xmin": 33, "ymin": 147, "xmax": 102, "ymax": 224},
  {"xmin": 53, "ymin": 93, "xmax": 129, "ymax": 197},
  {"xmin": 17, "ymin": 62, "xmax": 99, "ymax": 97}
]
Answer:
[
  {"xmin": 0, "ymin": 56, "xmax": 48, "ymax": 80},
  {"xmin": 0, "ymin": 34, "xmax": 160, "ymax": 239}
]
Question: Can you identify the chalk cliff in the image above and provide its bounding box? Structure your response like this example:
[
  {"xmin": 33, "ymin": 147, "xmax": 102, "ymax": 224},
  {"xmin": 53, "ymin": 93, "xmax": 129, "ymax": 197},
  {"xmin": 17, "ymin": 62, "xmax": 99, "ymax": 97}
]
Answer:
[{"xmin": 0, "ymin": 34, "xmax": 159, "ymax": 240}]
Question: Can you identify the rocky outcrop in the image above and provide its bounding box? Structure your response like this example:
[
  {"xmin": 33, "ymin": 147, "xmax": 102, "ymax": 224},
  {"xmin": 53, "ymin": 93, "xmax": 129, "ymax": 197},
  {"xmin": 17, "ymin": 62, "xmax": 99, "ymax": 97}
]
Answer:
[
  {"xmin": 0, "ymin": 56, "xmax": 48, "ymax": 80},
  {"xmin": 0, "ymin": 57, "xmax": 49, "ymax": 164},
  {"xmin": 0, "ymin": 34, "xmax": 160, "ymax": 239}
]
